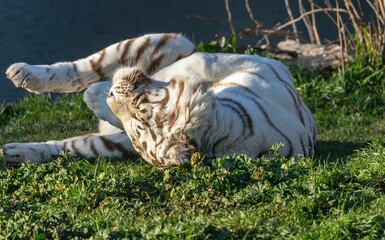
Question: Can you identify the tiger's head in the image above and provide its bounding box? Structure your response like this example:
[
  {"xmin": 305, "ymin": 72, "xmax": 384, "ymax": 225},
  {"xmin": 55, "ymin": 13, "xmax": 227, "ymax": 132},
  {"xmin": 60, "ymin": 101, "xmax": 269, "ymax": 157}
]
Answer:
[
  {"xmin": 106, "ymin": 66, "xmax": 201, "ymax": 165},
  {"xmin": 107, "ymin": 67, "xmax": 154, "ymax": 122}
]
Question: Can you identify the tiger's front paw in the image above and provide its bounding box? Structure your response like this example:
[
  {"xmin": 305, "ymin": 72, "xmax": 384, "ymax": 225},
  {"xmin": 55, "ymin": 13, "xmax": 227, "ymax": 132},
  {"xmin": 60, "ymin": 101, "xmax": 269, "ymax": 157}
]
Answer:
[
  {"xmin": 2, "ymin": 143, "xmax": 52, "ymax": 165},
  {"xmin": 6, "ymin": 63, "xmax": 48, "ymax": 93}
]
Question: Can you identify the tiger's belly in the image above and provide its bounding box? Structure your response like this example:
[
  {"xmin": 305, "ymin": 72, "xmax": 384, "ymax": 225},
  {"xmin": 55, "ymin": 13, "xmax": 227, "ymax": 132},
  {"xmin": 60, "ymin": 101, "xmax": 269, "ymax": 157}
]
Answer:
[{"xmin": 183, "ymin": 65, "xmax": 315, "ymax": 159}]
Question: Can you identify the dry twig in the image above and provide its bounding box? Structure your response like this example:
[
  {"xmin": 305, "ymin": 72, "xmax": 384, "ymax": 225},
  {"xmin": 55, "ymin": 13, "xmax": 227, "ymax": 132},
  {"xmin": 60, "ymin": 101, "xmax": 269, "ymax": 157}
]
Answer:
[
  {"xmin": 245, "ymin": 0, "xmax": 271, "ymax": 44},
  {"xmin": 224, "ymin": 0, "xmax": 236, "ymax": 35},
  {"xmin": 284, "ymin": 0, "xmax": 300, "ymax": 42}
]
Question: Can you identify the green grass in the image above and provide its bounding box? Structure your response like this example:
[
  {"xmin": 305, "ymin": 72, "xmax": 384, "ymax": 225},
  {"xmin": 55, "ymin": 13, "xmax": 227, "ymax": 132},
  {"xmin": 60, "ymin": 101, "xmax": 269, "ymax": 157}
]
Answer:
[{"xmin": 1, "ymin": 56, "xmax": 385, "ymax": 239}]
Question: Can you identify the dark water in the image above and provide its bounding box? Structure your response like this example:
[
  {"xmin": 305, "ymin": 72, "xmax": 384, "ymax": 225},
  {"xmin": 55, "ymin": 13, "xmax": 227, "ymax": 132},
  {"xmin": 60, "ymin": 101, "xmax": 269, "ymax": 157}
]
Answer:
[{"xmin": 0, "ymin": 0, "xmax": 339, "ymax": 103}]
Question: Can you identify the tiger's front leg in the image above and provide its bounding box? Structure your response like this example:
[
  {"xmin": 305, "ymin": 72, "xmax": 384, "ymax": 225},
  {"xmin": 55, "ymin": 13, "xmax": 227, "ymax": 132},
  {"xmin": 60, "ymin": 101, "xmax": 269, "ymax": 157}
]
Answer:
[
  {"xmin": 2, "ymin": 132, "xmax": 137, "ymax": 165},
  {"xmin": 5, "ymin": 33, "xmax": 195, "ymax": 94}
]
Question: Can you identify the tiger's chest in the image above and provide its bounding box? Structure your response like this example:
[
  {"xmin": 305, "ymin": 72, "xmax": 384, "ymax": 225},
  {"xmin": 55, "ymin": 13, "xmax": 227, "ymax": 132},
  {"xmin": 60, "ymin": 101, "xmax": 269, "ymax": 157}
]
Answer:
[{"xmin": 127, "ymin": 119, "xmax": 166, "ymax": 166}]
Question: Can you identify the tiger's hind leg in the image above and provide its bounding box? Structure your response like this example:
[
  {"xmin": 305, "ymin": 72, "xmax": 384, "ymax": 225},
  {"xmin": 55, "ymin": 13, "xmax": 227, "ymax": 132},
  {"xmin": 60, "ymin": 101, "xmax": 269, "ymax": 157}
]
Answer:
[
  {"xmin": 5, "ymin": 33, "xmax": 195, "ymax": 94},
  {"xmin": 2, "ymin": 132, "xmax": 137, "ymax": 165}
]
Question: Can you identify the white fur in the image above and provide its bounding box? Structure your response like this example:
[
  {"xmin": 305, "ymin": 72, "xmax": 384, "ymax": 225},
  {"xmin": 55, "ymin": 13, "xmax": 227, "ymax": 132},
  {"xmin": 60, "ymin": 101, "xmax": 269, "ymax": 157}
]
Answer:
[
  {"xmin": 107, "ymin": 53, "xmax": 316, "ymax": 165},
  {"xmin": 2, "ymin": 33, "xmax": 315, "ymax": 165}
]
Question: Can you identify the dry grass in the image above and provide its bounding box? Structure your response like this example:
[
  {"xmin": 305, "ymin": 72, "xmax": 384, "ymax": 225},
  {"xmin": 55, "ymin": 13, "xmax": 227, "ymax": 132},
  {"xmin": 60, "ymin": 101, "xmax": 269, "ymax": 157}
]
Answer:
[{"xmin": 200, "ymin": 0, "xmax": 385, "ymax": 67}]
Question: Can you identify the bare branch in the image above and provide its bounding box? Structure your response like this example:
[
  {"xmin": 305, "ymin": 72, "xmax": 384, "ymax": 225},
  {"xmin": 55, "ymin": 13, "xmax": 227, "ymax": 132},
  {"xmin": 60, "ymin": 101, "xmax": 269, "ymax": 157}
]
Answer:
[
  {"xmin": 298, "ymin": 0, "xmax": 315, "ymax": 43},
  {"xmin": 189, "ymin": 15, "xmax": 302, "ymax": 40},
  {"xmin": 336, "ymin": 0, "xmax": 346, "ymax": 71},
  {"xmin": 284, "ymin": 0, "xmax": 300, "ymax": 42},
  {"xmin": 276, "ymin": 8, "xmax": 349, "ymax": 31},
  {"xmin": 365, "ymin": 0, "xmax": 384, "ymax": 25},
  {"xmin": 343, "ymin": 0, "xmax": 363, "ymax": 41},
  {"xmin": 310, "ymin": 0, "xmax": 321, "ymax": 44},
  {"xmin": 245, "ymin": 0, "xmax": 271, "ymax": 44},
  {"xmin": 224, "ymin": 0, "xmax": 236, "ymax": 34}
]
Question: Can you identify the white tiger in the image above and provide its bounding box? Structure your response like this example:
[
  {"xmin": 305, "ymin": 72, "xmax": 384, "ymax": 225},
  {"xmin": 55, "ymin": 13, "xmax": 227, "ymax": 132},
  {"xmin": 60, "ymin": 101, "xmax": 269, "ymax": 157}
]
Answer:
[{"xmin": 2, "ymin": 33, "xmax": 316, "ymax": 165}]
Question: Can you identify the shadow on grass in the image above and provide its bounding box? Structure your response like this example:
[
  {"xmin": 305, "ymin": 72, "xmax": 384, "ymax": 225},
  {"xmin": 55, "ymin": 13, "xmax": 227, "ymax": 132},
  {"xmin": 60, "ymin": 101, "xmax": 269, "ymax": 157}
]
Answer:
[
  {"xmin": 0, "ymin": 139, "xmax": 368, "ymax": 171},
  {"xmin": 314, "ymin": 140, "xmax": 367, "ymax": 162},
  {"xmin": 0, "ymin": 105, "xmax": 13, "ymax": 127}
]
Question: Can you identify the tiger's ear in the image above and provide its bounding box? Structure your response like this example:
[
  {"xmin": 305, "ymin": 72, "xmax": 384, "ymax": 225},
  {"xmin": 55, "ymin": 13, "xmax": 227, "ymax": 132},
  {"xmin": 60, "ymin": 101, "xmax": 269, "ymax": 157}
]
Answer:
[
  {"xmin": 113, "ymin": 67, "xmax": 151, "ymax": 92},
  {"xmin": 129, "ymin": 68, "xmax": 151, "ymax": 91}
]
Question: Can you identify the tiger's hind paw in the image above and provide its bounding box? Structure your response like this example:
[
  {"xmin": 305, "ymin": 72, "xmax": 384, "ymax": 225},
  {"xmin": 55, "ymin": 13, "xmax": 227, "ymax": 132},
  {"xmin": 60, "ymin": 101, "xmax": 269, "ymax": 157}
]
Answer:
[{"xmin": 5, "ymin": 63, "xmax": 49, "ymax": 94}]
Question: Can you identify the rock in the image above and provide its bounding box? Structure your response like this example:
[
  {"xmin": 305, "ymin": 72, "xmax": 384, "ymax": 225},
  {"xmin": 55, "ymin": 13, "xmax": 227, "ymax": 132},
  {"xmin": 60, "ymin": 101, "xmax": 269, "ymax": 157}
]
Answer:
[{"xmin": 276, "ymin": 39, "xmax": 352, "ymax": 69}]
